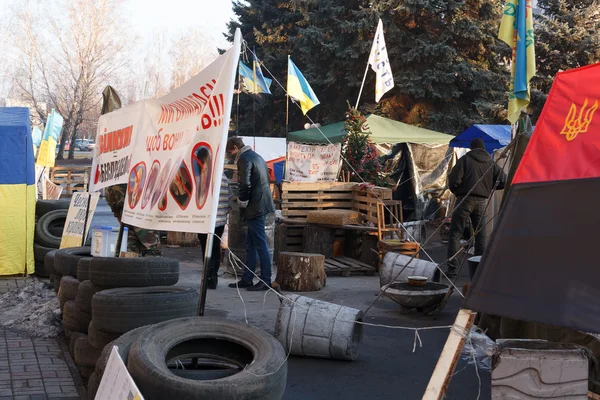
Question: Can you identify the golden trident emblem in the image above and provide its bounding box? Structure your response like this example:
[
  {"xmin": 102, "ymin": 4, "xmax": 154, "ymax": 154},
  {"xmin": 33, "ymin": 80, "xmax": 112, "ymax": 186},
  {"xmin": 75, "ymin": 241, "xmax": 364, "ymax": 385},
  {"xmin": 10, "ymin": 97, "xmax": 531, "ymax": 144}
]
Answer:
[{"xmin": 560, "ymin": 98, "xmax": 599, "ymax": 141}]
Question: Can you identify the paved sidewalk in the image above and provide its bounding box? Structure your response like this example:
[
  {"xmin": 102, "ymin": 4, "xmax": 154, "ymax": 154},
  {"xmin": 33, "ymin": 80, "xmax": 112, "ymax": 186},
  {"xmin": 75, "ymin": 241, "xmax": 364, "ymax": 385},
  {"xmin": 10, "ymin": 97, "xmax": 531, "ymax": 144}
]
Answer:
[{"xmin": 0, "ymin": 277, "xmax": 36, "ymax": 295}]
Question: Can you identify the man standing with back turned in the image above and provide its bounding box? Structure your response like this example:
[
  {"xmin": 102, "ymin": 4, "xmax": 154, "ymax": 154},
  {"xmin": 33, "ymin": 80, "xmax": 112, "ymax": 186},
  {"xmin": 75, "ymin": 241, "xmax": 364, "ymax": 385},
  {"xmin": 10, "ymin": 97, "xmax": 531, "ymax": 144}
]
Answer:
[
  {"xmin": 445, "ymin": 138, "xmax": 506, "ymax": 279},
  {"xmin": 226, "ymin": 137, "xmax": 275, "ymax": 291}
]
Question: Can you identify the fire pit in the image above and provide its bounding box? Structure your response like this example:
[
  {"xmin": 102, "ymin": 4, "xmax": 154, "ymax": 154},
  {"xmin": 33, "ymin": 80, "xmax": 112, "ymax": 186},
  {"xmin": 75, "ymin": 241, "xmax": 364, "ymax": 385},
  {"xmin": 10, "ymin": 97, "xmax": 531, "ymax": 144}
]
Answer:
[{"xmin": 381, "ymin": 282, "xmax": 449, "ymax": 313}]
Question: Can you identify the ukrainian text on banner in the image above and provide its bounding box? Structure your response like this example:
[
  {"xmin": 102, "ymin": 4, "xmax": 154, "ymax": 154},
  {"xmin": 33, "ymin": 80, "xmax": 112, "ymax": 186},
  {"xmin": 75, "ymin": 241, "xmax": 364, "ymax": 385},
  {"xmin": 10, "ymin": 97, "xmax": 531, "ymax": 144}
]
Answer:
[
  {"xmin": 285, "ymin": 142, "xmax": 341, "ymax": 182},
  {"xmin": 121, "ymin": 31, "xmax": 241, "ymax": 233},
  {"xmin": 89, "ymin": 101, "xmax": 144, "ymax": 192}
]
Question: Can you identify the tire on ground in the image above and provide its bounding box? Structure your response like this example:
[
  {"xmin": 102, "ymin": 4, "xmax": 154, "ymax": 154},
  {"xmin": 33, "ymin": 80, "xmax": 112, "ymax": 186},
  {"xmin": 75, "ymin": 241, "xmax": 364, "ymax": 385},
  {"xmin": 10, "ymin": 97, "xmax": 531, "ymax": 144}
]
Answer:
[
  {"xmin": 74, "ymin": 336, "xmax": 102, "ymax": 367},
  {"xmin": 78, "ymin": 365, "xmax": 94, "ymax": 379},
  {"xmin": 77, "ymin": 258, "xmax": 91, "ymax": 282},
  {"xmin": 92, "ymin": 287, "xmax": 198, "ymax": 334},
  {"xmin": 34, "ymin": 261, "xmax": 48, "ymax": 278},
  {"xmin": 63, "ymin": 300, "xmax": 91, "ymax": 333},
  {"xmin": 69, "ymin": 332, "xmax": 87, "ymax": 360},
  {"xmin": 87, "ymin": 372, "xmax": 100, "ymax": 400},
  {"xmin": 55, "ymin": 247, "xmax": 91, "ymax": 277},
  {"xmin": 50, "ymin": 274, "xmax": 61, "ymax": 292},
  {"xmin": 127, "ymin": 317, "xmax": 288, "ymax": 400},
  {"xmin": 89, "ymin": 257, "xmax": 179, "ymax": 287},
  {"xmin": 75, "ymin": 280, "xmax": 105, "ymax": 314},
  {"xmin": 35, "ymin": 210, "xmax": 68, "ymax": 248},
  {"xmin": 34, "ymin": 244, "xmax": 54, "ymax": 275},
  {"xmin": 95, "ymin": 326, "xmax": 150, "ymax": 378},
  {"xmin": 45, "ymin": 249, "xmax": 58, "ymax": 276},
  {"xmin": 88, "ymin": 322, "xmax": 121, "ymax": 350},
  {"xmin": 35, "ymin": 199, "xmax": 71, "ymax": 218},
  {"xmin": 59, "ymin": 276, "xmax": 80, "ymax": 312}
]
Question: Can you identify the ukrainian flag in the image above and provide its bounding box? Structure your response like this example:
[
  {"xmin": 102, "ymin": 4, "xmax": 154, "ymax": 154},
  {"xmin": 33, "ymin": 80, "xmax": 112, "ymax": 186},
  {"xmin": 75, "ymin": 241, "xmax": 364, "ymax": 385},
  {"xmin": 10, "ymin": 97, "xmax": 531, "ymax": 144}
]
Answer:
[
  {"xmin": 239, "ymin": 61, "xmax": 272, "ymax": 95},
  {"xmin": 0, "ymin": 108, "xmax": 36, "ymax": 276},
  {"xmin": 36, "ymin": 109, "xmax": 63, "ymax": 167},
  {"xmin": 499, "ymin": 0, "xmax": 536, "ymax": 124},
  {"xmin": 287, "ymin": 57, "xmax": 320, "ymax": 115}
]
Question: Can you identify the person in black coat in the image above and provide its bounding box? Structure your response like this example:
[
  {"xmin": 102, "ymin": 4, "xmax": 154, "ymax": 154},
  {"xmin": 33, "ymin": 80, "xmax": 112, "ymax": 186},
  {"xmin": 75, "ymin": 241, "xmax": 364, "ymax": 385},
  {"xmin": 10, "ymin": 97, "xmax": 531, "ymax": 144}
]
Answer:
[
  {"xmin": 445, "ymin": 138, "xmax": 506, "ymax": 279},
  {"xmin": 226, "ymin": 137, "xmax": 275, "ymax": 291}
]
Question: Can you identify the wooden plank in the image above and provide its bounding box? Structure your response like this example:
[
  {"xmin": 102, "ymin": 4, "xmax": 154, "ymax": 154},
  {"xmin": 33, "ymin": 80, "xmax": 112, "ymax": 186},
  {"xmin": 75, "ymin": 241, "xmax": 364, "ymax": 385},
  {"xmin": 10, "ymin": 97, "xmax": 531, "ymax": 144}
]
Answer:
[
  {"xmin": 324, "ymin": 259, "xmax": 352, "ymax": 271},
  {"xmin": 589, "ymin": 391, "xmax": 600, "ymax": 400},
  {"xmin": 283, "ymin": 201, "xmax": 353, "ymax": 208},
  {"xmin": 336, "ymin": 257, "xmax": 376, "ymax": 271},
  {"xmin": 283, "ymin": 182, "xmax": 356, "ymax": 191},
  {"xmin": 330, "ymin": 257, "xmax": 371, "ymax": 272},
  {"xmin": 283, "ymin": 193, "xmax": 354, "ymax": 200},
  {"xmin": 422, "ymin": 309, "xmax": 476, "ymax": 400}
]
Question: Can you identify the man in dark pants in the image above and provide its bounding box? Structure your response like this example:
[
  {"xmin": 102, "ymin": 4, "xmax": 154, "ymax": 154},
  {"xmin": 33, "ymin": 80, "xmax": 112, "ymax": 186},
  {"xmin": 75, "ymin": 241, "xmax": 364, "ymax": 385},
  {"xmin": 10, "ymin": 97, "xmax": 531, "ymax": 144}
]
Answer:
[
  {"xmin": 445, "ymin": 138, "xmax": 506, "ymax": 279},
  {"xmin": 226, "ymin": 137, "xmax": 275, "ymax": 291}
]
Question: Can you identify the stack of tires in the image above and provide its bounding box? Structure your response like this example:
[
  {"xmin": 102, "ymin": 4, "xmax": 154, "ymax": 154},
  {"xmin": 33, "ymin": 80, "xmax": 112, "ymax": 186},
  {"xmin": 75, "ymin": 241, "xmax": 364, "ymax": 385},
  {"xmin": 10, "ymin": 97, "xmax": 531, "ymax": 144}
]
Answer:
[
  {"xmin": 64, "ymin": 256, "xmax": 198, "ymax": 396},
  {"xmin": 34, "ymin": 199, "xmax": 71, "ymax": 279},
  {"xmin": 87, "ymin": 317, "xmax": 288, "ymax": 400}
]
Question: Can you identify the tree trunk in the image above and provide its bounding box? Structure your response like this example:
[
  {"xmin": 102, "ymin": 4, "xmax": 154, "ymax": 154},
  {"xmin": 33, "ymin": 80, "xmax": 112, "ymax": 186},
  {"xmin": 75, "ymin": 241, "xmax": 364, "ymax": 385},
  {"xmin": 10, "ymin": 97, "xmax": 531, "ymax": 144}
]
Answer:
[
  {"xmin": 276, "ymin": 252, "xmax": 326, "ymax": 292},
  {"xmin": 166, "ymin": 232, "xmax": 199, "ymax": 247},
  {"xmin": 302, "ymin": 226, "xmax": 334, "ymax": 259}
]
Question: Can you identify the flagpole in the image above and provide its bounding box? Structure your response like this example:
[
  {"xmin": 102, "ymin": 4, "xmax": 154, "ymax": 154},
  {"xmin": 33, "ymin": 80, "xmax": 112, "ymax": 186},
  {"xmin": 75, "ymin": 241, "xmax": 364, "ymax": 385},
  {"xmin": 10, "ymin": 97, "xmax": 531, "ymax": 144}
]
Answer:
[
  {"xmin": 236, "ymin": 66, "xmax": 241, "ymax": 135},
  {"xmin": 355, "ymin": 61, "xmax": 370, "ymax": 109}
]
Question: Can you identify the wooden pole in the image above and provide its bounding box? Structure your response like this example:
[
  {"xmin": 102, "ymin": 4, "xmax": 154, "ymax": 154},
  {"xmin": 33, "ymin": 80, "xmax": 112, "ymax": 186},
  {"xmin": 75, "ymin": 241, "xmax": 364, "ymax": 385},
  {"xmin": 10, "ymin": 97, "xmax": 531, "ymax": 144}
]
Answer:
[{"xmin": 355, "ymin": 61, "xmax": 370, "ymax": 110}]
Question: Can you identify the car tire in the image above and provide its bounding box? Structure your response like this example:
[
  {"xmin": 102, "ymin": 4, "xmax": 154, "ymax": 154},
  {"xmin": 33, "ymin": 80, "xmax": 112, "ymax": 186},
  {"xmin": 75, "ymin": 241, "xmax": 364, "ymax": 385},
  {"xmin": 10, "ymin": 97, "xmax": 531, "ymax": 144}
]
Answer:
[
  {"xmin": 63, "ymin": 300, "xmax": 90, "ymax": 333},
  {"xmin": 45, "ymin": 249, "xmax": 58, "ymax": 276},
  {"xmin": 59, "ymin": 276, "xmax": 80, "ymax": 312},
  {"xmin": 74, "ymin": 336, "xmax": 102, "ymax": 368},
  {"xmin": 91, "ymin": 287, "xmax": 198, "ymax": 334},
  {"xmin": 95, "ymin": 326, "xmax": 150, "ymax": 378},
  {"xmin": 88, "ymin": 322, "xmax": 121, "ymax": 350},
  {"xmin": 87, "ymin": 372, "xmax": 100, "ymax": 400},
  {"xmin": 75, "ymin": 280, "xmax": 105, "ymax": 314},
  {"xmin": 69, "ymin": 332, "xmax": 87, "ymax": 359},
  {"xmin": 89, "ymin": 257, "xmax": 179, "ymax": 288},
  {"xmin": 127, "ymin": 317, "xmax": 288, "ymax": 400},
  {"xmin": 35, "ymin": 199, "xmax": 71, "ymax": 218},
  {"xmin": 35, "ymin": 210, "xmax": 68, "ymax": 248},
  {"xmin": 77, "ymin": 258, "xmax": 91, "ymax": 282},
  {"xmin": 50, "ymin": 274, "xmax": 61, "ymax": 292},
  {"xmin": 55, "ymin": 247, "xmax": 91, "ymax": 277}
]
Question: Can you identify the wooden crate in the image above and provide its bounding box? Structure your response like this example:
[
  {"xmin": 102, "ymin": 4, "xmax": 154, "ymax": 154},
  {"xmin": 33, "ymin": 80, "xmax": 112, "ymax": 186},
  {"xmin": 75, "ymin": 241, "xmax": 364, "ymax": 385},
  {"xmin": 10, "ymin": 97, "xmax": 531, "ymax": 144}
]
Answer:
[
  {"xmin": 324, "ymin": 257, "xmax": 377, "ymax": 277},
  {"xmin": 50, "ymin": 166, "xmax": 91, "ymax": 195}
]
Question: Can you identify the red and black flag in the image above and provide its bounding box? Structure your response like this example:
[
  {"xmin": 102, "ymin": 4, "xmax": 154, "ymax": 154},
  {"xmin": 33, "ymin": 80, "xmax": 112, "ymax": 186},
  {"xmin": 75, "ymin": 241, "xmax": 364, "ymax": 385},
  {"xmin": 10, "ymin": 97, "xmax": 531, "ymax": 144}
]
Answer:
[{"xmin": 464, "ymin": 63, "xmax": 600, "ymax": 333}]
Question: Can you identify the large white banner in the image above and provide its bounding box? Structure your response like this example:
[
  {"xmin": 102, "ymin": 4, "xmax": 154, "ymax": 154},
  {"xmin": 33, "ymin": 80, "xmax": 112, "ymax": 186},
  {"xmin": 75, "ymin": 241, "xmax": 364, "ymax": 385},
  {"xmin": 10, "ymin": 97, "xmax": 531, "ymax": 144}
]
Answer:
[{"xmin": 285, "ymin": 142, "xmax": 341, "ymax": 182}]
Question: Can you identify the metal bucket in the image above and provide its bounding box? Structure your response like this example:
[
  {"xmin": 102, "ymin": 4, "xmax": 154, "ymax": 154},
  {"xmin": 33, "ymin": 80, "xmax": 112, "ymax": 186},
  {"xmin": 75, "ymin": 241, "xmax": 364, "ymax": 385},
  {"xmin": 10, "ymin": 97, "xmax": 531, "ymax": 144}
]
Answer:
[{"xmin": 467, "ymin": 256, "xmax": 481, "ymax": 279}]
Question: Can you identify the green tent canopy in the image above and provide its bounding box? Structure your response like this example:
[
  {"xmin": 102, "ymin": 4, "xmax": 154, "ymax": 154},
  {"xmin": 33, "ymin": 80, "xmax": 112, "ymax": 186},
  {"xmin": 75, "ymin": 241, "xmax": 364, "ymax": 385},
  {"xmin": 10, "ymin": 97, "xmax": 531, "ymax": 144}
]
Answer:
[{"xmin": 287, "ymin": 114, "xmax": 453, "ymax": 145}]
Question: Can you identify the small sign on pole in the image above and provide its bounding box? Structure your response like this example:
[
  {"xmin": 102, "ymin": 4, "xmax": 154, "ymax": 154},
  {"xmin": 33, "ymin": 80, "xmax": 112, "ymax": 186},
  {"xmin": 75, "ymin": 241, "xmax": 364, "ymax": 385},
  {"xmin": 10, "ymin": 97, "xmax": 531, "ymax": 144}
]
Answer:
[
  {"xmin": 95, "ymin": 346, "xmax": 144, "ymax": 400},
  {"xmin": 59, "ymin": 192, "xmax": 100, "ymax": 249},
  {"xmin": 285, "ymin": 142, "xmax": 341, "ymax": 182}
]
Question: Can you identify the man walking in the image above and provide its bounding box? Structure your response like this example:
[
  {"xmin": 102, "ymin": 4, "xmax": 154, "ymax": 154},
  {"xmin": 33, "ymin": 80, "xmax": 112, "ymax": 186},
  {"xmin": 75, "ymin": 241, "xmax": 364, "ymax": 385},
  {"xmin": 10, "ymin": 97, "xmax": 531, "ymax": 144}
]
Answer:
[
  {"xmin": 226, "ymin": 137, "xmax": 275, "ymax": 291},
  {"xmin": 445, "ymin": 138, "xmax": 506, "ymax": 279}
]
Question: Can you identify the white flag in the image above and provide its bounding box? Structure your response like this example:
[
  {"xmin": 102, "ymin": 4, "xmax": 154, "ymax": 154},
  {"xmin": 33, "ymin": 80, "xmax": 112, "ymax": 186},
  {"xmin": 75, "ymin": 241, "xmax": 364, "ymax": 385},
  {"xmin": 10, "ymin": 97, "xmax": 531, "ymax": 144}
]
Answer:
[{"xmin": 368, "ymin": 19, "xmax": 394, "ymax": 102}]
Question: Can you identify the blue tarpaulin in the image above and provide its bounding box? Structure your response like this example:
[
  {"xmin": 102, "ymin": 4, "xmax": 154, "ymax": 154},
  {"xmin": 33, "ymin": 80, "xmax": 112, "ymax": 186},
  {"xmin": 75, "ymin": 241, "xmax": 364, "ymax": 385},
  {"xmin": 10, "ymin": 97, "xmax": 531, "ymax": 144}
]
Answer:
[{"xmin": 450, "ymin": 125, "xmax": 512, "ymax": 153}]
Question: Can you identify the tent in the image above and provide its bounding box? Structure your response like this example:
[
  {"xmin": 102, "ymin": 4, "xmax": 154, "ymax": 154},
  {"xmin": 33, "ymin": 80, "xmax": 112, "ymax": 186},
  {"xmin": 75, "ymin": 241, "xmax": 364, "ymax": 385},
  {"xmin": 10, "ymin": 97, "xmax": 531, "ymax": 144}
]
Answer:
[
  {"xmin": 266, "ymin": 156, "xmax": 285, "ymax": 183},
  {"xmin": 449, "ymin": 125, "xmax": 512, "ymax": 153},
  {"xmin": 0, "ymin": 108, "xmax": 35, "ymax": 275},
  {"xmin": 464, "ymin": 62, "xmax": 600, "ymax": 334},
  {"xmin": 287, "ymin": 114, "xmax": 453, "ymax": 145}
]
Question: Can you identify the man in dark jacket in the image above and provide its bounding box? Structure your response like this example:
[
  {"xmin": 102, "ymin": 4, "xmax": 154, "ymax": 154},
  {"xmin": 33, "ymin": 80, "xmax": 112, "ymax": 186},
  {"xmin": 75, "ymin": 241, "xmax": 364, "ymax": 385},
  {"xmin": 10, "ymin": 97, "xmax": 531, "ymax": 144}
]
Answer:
[
  {"xmin": 446, "ymin": 138, "xmax": 506, "ymax": 279},
  {"xmin": 226, "ymin": 137, "xmax": 275, "ymax": 291}
]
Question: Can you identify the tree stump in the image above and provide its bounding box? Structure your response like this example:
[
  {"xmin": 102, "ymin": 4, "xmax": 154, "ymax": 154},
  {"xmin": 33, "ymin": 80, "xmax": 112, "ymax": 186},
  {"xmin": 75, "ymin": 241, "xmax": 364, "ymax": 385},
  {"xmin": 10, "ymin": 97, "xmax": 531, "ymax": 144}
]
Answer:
[
  {"xmin": 302, "ymin": 226, "xmax": 334, "ymax": 259},
  {"xmin": 276, "ymin": 252, "xmax": 326, "ymax": 292}
]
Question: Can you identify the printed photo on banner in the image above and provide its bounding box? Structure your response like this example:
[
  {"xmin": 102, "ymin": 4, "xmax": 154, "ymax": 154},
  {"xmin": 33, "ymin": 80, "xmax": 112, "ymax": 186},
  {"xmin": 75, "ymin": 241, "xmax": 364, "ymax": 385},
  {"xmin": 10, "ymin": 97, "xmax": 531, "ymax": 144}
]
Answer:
[{"xmin": 286, "ymin": 142, "xmax": 342, "ymax": 182}]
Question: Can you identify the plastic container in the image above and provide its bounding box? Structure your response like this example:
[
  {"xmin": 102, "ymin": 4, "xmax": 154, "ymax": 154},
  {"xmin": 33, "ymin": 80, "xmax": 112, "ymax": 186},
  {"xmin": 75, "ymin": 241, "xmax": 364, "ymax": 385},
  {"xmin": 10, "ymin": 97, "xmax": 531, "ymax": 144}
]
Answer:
[{"xmin": 91, "ymin": 226, "xmax": 119, "ymax": 257}]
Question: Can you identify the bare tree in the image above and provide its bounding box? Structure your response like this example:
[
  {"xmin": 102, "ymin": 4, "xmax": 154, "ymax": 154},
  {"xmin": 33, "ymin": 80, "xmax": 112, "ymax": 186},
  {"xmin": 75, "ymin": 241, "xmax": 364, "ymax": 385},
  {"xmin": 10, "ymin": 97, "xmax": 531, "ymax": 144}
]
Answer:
[
  {"xmin": 11, "ymin": 0, "xmax": 130, "ymax": 159},
  {"xmin": 169, "ymin": 30, "xmax": 217, "ymax": 91}
]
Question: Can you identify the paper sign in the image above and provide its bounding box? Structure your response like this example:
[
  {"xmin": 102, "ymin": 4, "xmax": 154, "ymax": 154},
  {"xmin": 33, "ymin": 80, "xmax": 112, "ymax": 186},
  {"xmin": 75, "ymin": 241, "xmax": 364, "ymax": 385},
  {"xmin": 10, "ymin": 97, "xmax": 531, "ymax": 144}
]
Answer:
[
  {"xmin": 95, "ymin": 346, "xmax": 144, "ymax": 400},
  {"xmin": 45, "ymin": 180, "xmax": 63, "ymax": 200},
  {"xmin": 286, "ymin": 142, "xmax": 341, "ymax": 182},
  {"xmin": 59, "ymin": 192, "xmax": 100, "ymax": 248},
  {"xmin": 118, "ymin": 31, "xmax": 241, "ymax": 234}
]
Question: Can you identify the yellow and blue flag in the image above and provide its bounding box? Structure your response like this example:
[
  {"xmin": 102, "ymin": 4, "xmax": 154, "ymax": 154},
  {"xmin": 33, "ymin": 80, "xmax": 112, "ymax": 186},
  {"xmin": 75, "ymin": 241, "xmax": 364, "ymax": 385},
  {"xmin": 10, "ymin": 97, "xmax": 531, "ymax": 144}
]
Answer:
[
  {"xmin": 238, "ymin": 60, "xmax": 272, "ymax": 95},
  {"xmin": 499, "ymin": 0, "xmax": 536, "ymax": 124},
  {"xmin": 36, "ymin": 109, "xmax": 64, "ymax": 167},
  {"xmin": 287, "ymin": 57, "xmax": 320, "ymax": 115}
]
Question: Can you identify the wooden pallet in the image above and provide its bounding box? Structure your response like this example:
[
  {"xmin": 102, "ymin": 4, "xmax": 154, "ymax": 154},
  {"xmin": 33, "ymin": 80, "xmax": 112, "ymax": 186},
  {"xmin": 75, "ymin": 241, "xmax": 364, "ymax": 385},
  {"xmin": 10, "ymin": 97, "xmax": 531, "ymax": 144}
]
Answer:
[
  {"xmin": 50, "ymin": 166, "xmax": 91, "ymax": 195},
  {"xmin": 324, "ymin": 256, "xmax": 377, "ymax": 277}
]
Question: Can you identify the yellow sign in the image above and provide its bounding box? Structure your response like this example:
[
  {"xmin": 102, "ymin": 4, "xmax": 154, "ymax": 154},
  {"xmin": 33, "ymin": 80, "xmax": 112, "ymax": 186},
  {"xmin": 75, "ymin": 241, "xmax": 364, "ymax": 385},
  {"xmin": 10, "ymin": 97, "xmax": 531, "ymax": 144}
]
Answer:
[
  {"xmin": 560, "ymin": 98, "xmax": 599, "ymax": 141},
  {"xmin": 59, "ymin": 192, "xmax": 100, "ymax": 249}
]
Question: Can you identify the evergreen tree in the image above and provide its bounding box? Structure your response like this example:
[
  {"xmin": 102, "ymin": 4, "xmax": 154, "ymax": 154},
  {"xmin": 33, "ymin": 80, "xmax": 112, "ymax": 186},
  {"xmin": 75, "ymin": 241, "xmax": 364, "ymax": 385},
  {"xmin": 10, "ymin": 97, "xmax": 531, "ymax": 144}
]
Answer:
[{"xmin": 530, "ymin": 0, "xmax": 600, "ymax": 121}]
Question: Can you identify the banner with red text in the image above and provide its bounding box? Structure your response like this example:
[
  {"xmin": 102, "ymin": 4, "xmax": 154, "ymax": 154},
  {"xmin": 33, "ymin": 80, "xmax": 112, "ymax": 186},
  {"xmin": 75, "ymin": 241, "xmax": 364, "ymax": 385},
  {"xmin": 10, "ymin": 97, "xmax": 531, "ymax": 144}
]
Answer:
[
  {"xmin": 120, "ymin": 30, "xmax": 241, "ymax": 233},
  {"xmin": 285, "ymin": 142, "xmax": 341, "ymax": 182}
]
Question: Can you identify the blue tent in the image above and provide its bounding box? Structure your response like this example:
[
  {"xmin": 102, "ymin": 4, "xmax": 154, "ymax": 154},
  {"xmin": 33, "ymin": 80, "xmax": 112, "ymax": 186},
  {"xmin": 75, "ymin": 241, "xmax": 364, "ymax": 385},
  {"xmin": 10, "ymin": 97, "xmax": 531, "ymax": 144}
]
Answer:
[{"xmin": 449, "ymin": 125, "xmax": 512, "ymax": 153}]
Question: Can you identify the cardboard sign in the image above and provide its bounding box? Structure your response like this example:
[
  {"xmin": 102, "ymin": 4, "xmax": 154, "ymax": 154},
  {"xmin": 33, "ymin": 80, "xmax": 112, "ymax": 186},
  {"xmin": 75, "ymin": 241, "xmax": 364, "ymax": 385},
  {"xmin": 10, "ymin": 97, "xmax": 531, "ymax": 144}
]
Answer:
[
  {"xmin": 119, "ymin": 30, "xmax": 241, "ymax": 234},
  {"xmin": 45, "ymin": 180, "xmax": 63, "ymax": 200},
  {"xmin": 95, "ymin": 346, "xmax": 144, "ymax": 400},
  {"xmin": 286, "ymin": 142, "xmax": 341, "ymax": 182},
  {"xmin": 59, "ymin": 192, "xmax": 99, "ymax": 249}
]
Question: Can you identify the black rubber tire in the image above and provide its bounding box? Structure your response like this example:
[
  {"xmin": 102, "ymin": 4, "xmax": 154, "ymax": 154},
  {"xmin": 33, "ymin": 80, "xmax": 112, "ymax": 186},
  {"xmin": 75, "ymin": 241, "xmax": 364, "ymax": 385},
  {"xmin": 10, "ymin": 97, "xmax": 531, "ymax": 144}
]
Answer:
[
  {"xmin": 35, "ymin": 210, "xmax": 68, "ymax": 248},
  {"xmin": 62, "ymin": 300, "xmax": 90, "ymax": 333},
  {"xmin": 35, "ymin": 261, "xmax": 48, "ymax": 278},
  {"xmin": 95, "ymin": 326, "xmax": 150, "ymax": 378},
  {"xmin": 92, "ymin": 287, "xmax": 198, "ymax": 334},
  {"xmin": 64, "ymin": 326, "xmax": 72, "ymax": 340},
  {"xmin": 77, "ymin": 258, "xmax": 91, "ymax": 282},
  {"xmin": 87, "ymin": 372, "xmax": 100, "ymax": 400},
  {"xmin": 74, "ymin": 336, "xmax": 102, "ymax": 367},
  {"xmin": 127, "ymin": 317, "xmax": 288, "ymax": 400},
  {"xmin": 89, "ymin": 257, "xmax": 179, "ymax": 287},
  {"xmin": 50, "ymin": 274, "xmax": 61, "ymax": 292},
  {"xmin": 55, "ymin": 247, "xmax": 91, "ymax": 277},
  {"xmin": 69, "ymin": 332, "xmax": 87, "ymax": 360},
  {"xmin": 75, "ymin": 280, "xmax": 106, "ymax": 314},
  {"xmin": 35, "ymin": 199, "xmax": 71, "ymax": 218},
  {"xmin": 78, "ymin": 365, "xmax": 94, "ymax": 379},
  {"xmin": 45, "ymin": 250, "xmax": 58, "ymax": 276},
  {"xmin": 87, "ymin": 322, "xmax": 121, "ymax": 350},
  {"xmin": 34, "ymin": 243, "xmax": 53, "ymax": 263},
  {"xmin": 59, "ymin": 276, "xmax": 80, "ymax": 312}
]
